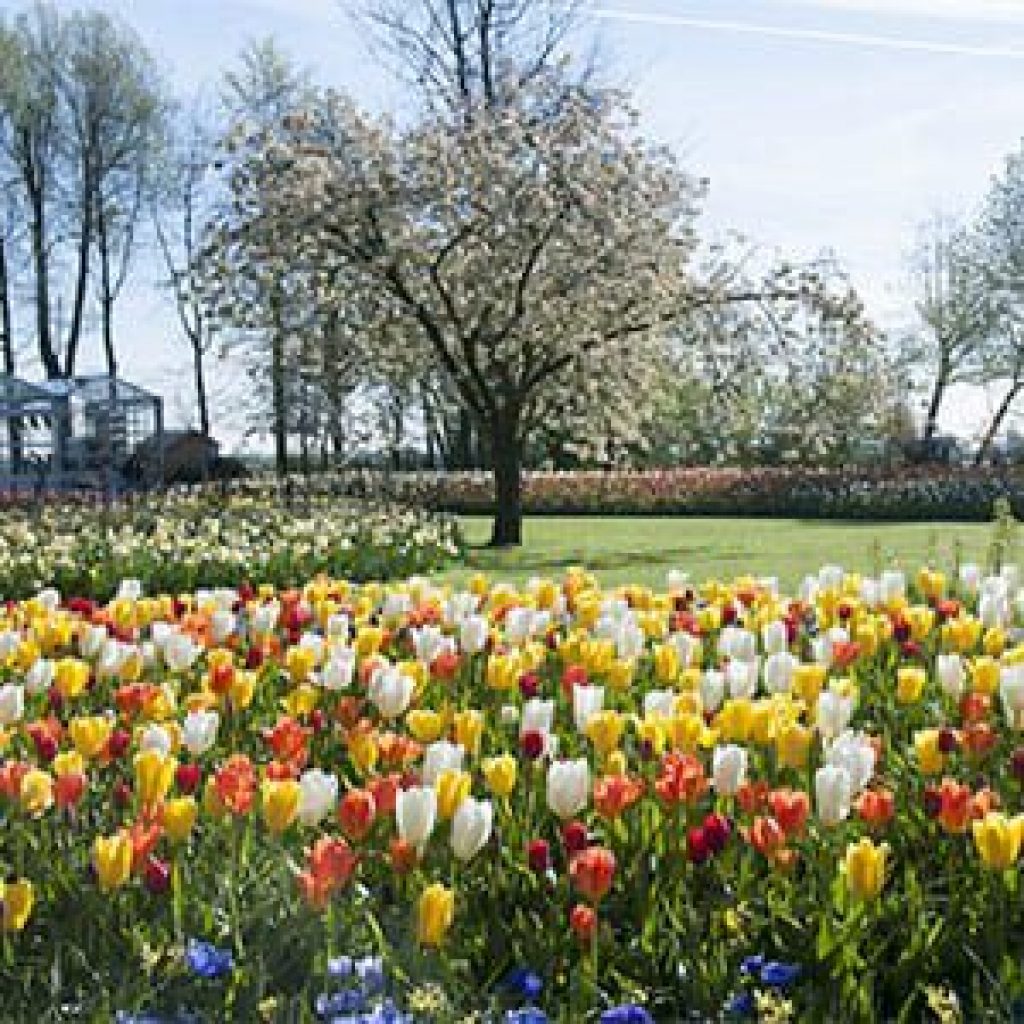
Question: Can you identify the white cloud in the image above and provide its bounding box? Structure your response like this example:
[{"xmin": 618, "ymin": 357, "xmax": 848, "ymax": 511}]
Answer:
[{"xmin": 593, "ymin": 7, "xmax": 1024, "ymax": 59}]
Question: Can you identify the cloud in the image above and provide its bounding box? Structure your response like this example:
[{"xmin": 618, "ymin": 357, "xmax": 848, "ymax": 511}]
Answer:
[{"xmin": 593, "ymin": 7, "xmax": 1024, "ymax": 59}]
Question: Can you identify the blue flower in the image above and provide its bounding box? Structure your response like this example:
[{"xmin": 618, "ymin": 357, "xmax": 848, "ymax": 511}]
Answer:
[
  {"xmin": 759, "ymin": 961, "xmax": 801, "ymax": 989},
  {"xmin": 725, "ymin": 991, "xmax": 755, "ymax": 1017},
  {"xmin": 328, "ymin": 955, "xmax": 354, "ymax": 979},
  {"xmin": 505, "ymin": 967, "xmax": 543, "ymax": 1001},
  {"xmin": 600, "ymin": 1006, "xmax": 655, "ymax": 1024},
  {"xmin": 362, "ymin": 1000, "xmax": 413, "ymax": 1024},
  {"xmin": 739, "ymin": 954, "xmax": 765, "ymax": 976},
  {"xmin": 185, "ymin": 939, "xmax": 234, "ymax": 979},
  {"xmin": 354, "ymin": 955, "xmax": 386, "ymax": 994},
  {"xmin": 506, "ymin": 1008, "xmax": 548, "ymax": 1024},
  {"xmin": 316, "ymin": 988, "xmax": 367, "ymax": 1019}
]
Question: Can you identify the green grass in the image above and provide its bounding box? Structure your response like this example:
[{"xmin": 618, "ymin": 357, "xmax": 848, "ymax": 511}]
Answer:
[{"xmin": 442, "ymin": 516, "xmax": 1003, "ymax": 590}]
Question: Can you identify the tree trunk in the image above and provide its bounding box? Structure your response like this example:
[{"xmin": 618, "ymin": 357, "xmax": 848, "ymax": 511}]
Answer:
[
  {"xmin": 0, "ymin": 233, "xmax": 12, "ymax": 375},
  {"xmin": 923, "ymin": 367, "xmax": 948, "ymax": 442},
  {"xmin": 27, "ymin": 175, "xmax": 59, "ymax": 379},
  {"xmin": 63, "ymin": 170, "xmax": 94, "ymax": 378},
  {"xmin": 975, "ymin": 381, "xmax": 1023, "ymax": 466},
  {"xmin": 270, "ymin": 291, "xmax": 287, "ymax": 475},
  {"xmin": 489, "ymin": 411, "xmax": 523, "ymax": 547},
  {"xmin": 193, "ymin": 337, "xmax": 211, "ymax": 437},
  {"xmin": 97, "ymin": 199, "xmax": 117, "ymax": 378}
]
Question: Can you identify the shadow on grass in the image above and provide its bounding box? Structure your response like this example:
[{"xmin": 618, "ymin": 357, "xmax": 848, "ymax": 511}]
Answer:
[{"xmin": 464, "ymin": 543, "xmax": 752, "ymax": 573}]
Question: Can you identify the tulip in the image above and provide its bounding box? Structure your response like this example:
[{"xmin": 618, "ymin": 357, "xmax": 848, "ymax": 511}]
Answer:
[
  {"xmin": 815, "ymin": 764, "xmax": 852, "ymax": 826},
  {"xmin": 407, "ymin": 710, "xmax": 445, "ymax": 743},
  {"xmin": 54, "ymin": 658, "xmax": 89, "ymax": 700},
  {"xmin": 292, "ymin": 768, "xmax": 336, "ymax": 827},
  {"xmin": 825, "ymin": 731, "xmax": 875, "ymax": 794},
  {"xmin": 368, "ymin": 664, "xmax": 414, "ymax": 719},
  {"xmin": 547, "ymin": 758, "xmax": 590, "ymax": 819},
  {"xmin": 896, "ymin": 667, "xmax": 926, "ymax": 704},
  {"xmin": 520, "ymin": 698, "xmax": 555, "ymax": 739},
  {"xmin": 1001, "ymin": 665, "xmax": 1024, "ymax": 728},
  {"xmin": 570, "ymin": 846, "xmax": 616, "ymax": 902},
  {"xmin": 573, "ymin": 684, "xmax": 605, "ymax": 732},
  {"xmin": 459, "ymin": 614, "xmax": 488, "ymax": 654},
  {"xmin": 711, "ymin": 744, "xmax": 747, "ymax": 797},
  {"xmin": 569, "ymin": 903, "xmax": 597, "ymax": 943},
  {"xmin": 396, "ymin": 785, "xmax": 437, "ymax": 848},
  {"xmin": 775, "ymin": 722, "xmax": 812, "ymax": 770},
  {"xmin": 763, "ymin": 652, "xmax": 797, "ymax": 695},
  {"xmin": 914, "ymin": 729, "xmax": 946, "ymax": 775},
  {"xmin": 134, "ymin": 750, "xmax": 176, "ymax": 808},
  {"xmin": 972, "ymin": 812, "xmax": 1024, "ymax": 870},
  {"xmin": 482, "ymin": 754, "xmax": 517, "ymax": 798},
  {"xmin": 0, "ymin": 878, "xmax": 33, "ymax": 932},
  {"xmin": 816, "ymin": 691, "xmax": 854, "ymax": 740},
  {"xmin": 69, "ymin": 715, "xmax": 113, "ymax": 760},
  {"xmin": 0, "ymin": 684, "xmax": 24, "ymax": 726},
  {"xmin": 451, "ymin": 796, "xmax": 493, "ymax": 862},
  {"xmin": 435, "ymin": 769, "xmax": 471, "ymax": 820},
  {"xmin": 936, "ymin": 653, "xmax": 966, "ymax": 701},
  {"xmin": 261, "ymin": 778, "xmax": 301, "ymax": 834},
  {"xmin": 182, "ymin": 710, "xmax": 219, "ymax": 757},
  {"xmin": 843, "ymin": 837, "xmax": 887, "ymax": 900},
  {"xmin": 164, "ymin": 796, "xmax": 198, "ymax": 844},
  {"xmin": 453, "ymin": 710, "xmax": 484, "ymax": 755},
  {"xmin": 321, "ymin": 648, "xmax": 356, "ymax": 691},
  {"xmin": 93, "ymin": 831, "xmax": 133, "ymax": 892},
  {"xmin": 585, "ymin": 710, "xmax": 624, "ymax": 757},
  {"xmin": 19, "ymin": 768, "xmax": 53, "ymax": 816},
  {"xmin": 422, "ymin": 740, "xmax": 464, "ymax": 787},
  {"xmin": 138, "ymin": 724, "xmax": 174, "ymax": 757},
  {"xmin": 416, "ymin": 882, "xmax": 454, "ymax": 947}
]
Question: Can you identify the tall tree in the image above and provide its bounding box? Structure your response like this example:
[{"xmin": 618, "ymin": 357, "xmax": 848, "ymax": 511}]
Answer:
[
  {"xmin": 907, "ymin": 216, "xmax": 994, "ymax": 443},
  {"xmin": 211, "ymin": 76, "xmax": 698, "ymax": 544}
]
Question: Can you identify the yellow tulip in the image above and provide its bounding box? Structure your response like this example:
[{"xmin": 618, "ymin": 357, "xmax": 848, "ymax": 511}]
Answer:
[
  {"xmin": 54, "ymin": 658, "xmax": 89, "ymax": 700},
  {"xmin": 406, "ymin": 710, "xmax": 445, "ymax": 744},
  {"xmin": 970, "ymin": 657, "xmax": 1000, "ymax": 696},
  {"xmin": 453, "ymin": 710, "xmax": 484, "ymax": 755},
  {"xmin": 843, "ymin": 837, "xmax": 887, "ymax": 900},
  {"xmin": 355, "ymin": 626, "xmax": 384, "ymax": 658},
  {"xmin": 917, "ymin": 568, "xmax": 946, "ymax": 602},
  {"xmin": 348, "ymin": 729, "xmax": 379, "ymax": 777},
  {"xmin": 792, "ymin": 664, "xmax": 826, "ymax": 706},
  {"xmin": 486, "ymin": 654, "xmax": 521, "ymax": 691},
  {"xmin": 134, "ymin": 750, "xmax": 176, "ymax": 807},
  {"xmin": 636, "ymin": 716, "xmax": 667, "ymax": 757},
  {"xmin": 585, "ymin": 710, "xmax": 625, "ymax": 757},
  {"xmin": 416, "ymin": 882, "xmax": 455, "ymax": 947},
  {"xmin": 435, "ymin": 770, "xmax": 471, "ymax": 820},
  {"xmin": 52, "ymin": 751, "xmax": 84, "ymax": 778},
  {"xmin": 202, "ymin": 776, "xmax": 227, "ymax": 819},
  {"xmin": 20, "ymin": 769, "xmax": 53, "ymax": 816},
  {"xmin": 653, "ymin": 644, "xmax": 680, "ymax": 685},
  {"xmin": 776, "ymin": 721, "xmax": 812, "ymax": 769},
  {"xmin": 606, "ymin": 659, "xmax": 635, "ymax": 692},
  {"xmin": 286, "ymin": 646, "xmax": 317, "ymax": 683},
  {"xmin": 896, "ymin": 666, "xmax": 926, "ymax": 704},
  {"xmin": 283, "ymin": 683, "xmax": 319, "ymax": 718},
  {"xmin": 261, "ymin": 778, "xmax": 301, "ymax": 834},
  {"xmin": 164, "ymin": 796, "xmax": 198, "ymax": 844},
  {"xmin": 93, "ymin": 831, "xmax": 133, "ymax": 892},
  {"xmin": 481, "ymin": 755, "xmax": 517, "ymax": 798},
  {"xmin": 1, "ymin": 878, "xmax": 34, "ymax": 932},
  {"xmin": 972, "ymin": 812, "xmax": 1024, "ymax": 871},
  {"xmin": 914, "ymin": 729, "xmax": 945, "ymax": 775},
  {"xmin": 714, "ymin": 699, "xmax": 754, "ymax": 743},
  {"xmin": 905, "ymin": 606, "xmax": 935, "ymax": 643},
  {"xmin": 605, "ymin": 750, "xmax": 628, "ymax": 776},
  {"xmin": 229, "ymin": 671, "xmax": 256, "ymax": 711},
  {"xmin": 984, "ymin": 627, "xmax": 1006, "ymax": 658}
]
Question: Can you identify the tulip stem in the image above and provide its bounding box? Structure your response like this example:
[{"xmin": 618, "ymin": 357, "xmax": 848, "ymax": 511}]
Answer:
[{"xmin": 172, "ymin": 854, "xmax": 183, "ymax": 943}]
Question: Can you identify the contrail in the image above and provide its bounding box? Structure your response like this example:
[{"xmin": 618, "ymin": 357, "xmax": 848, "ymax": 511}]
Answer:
[{"xmin": 593, "ymin": 8, "xmax": 1024, "ymax": 59}]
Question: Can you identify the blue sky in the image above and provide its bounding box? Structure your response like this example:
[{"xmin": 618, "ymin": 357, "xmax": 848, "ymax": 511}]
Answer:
[{"xmin": 11, "ymin": 0, "xmax": 1024, "ymax": 445}]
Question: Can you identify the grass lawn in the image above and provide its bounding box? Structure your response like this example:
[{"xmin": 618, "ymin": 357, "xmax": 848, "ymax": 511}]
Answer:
[{"xmin": 444, "ymin": 516, "xmax": 1003, "ymax": 590}]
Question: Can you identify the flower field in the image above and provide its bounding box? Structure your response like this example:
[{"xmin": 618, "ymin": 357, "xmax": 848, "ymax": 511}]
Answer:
[
  {"xmin": 3, "ymin": 561, "xmax": 1024, "ymax": 1021},
  {"xmin": 0, "ymin": 488, "xmax": 461, "ymax": 600}
]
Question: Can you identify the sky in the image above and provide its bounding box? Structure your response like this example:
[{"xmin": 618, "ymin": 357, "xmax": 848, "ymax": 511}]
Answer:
[{"xmin": 8, "ymin": 0, "xmax": 1024, "ymax": 448}]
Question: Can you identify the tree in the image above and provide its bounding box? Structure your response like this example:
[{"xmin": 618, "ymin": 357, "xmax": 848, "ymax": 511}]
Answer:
[
  {"xmin": 211, "ymin": 76, "xmax": 699, "ymax": 544},
  {"xmin": 153, "ymin": 105, "xmax": 218, "ymax": 436},
  {"xmin": 907, "ymin": 216, "xmax": 995, "ymax": 443}
]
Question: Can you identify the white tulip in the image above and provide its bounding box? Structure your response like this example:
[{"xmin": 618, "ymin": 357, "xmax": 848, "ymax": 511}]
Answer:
[
  {"xmin": 521, "ymin": 698, "xmax": 555, "ymax": 738},
  {"xmin": 669, "ymin": 630, "xmax": 701, "ymax": 668},
  {"xmin": 572, "ymin": 684, "xmax": 605, "ymax": 732},
  {"xmin": 34, "ymin": 588, "xmax": 60, "ymax": 612},
  {"xmin": 326, "ymin": 613, "xmax": 351, "ymax": 640},
  {"xmin": 297, "ymin": 769, "xmax": 338, "ymax": 826},
  {"xmin": 815, "ymin": 763, "xmax": 852, "ymax": 826},
  {"xmin": 411, "ymin": 625, "xmax": 450, "ymax": 664},
  {"xmin": 422, "ymin": 740, "xmax": 464, "ymax": 787},
  {"xmin": 451, "ymin": 797, "xmax": 493, "ymax": 862},
  {"xmin": 818, "ymin": 565, "xmax": 844, "ymax": 592},
  {"xmin": 382, "ymin": 592, "xmax": 411, "ymax": 620},
  {"xmin": 719, "ymin": 626, "xmax": 756, "ymax": 662},
  {"xmin": 459, "ymin": 614, "xmax": 488, "ymax": 654},
  {"xmin": 936, "ymin": 653, "xmax": 966, "ymax": 701},
  {"xmin": 666, "ymin": 569, "xmax": 689, "ymax": 591},
  {"xmin": 860, "ymin": 578, "xmax": 880, "ymax": 607},
  {"xmin": 396, "ymin": 785, "xmax": 436, "ymax": 847},
  {"xmin": 182, "ymin": 710, "xmax": 219, "ymax": 756},
  {"xmin": 799, "ymin": 575, "xmax": 819, "ymax": 604},
  {"xmin": 210, "ymin": 609, "xmax": 236, "ymax": 644},
  {"xmin": 139, "ymin": 724, "xmax": 173, "ymax": 757},
  {"xmin": 762, "ymin": 620, "xmax": 788, "ymax": 655},
  {"xmin": 825, "ymin": 730, "xmax": 875, "ymax": 793},
  {"xmin": 504, "ymin": 607, "xmax": 535, "ymax": 644},
  {"xmin": 959, "ymin": 563, "xmax": 981, "ymax": 595},
  {"xmin": 321, "ymin": 648, "xmax": 356, "ymax": 691},
  {"xmin": 816, "ymin": 690, "xmax": 854, "ymax": 740},
  {"xmin": 763, "ymin": 651, "xmax": 798, "ymax": 694},
  {"xmin": 250, "ymin": 602, "xmax": 280, "ymax": 636},
  {"xmin": 613, "ymin": 621, "xmax": 645, "ymax": 661},
  {"xmin": 726, "ymin": 659, "xmax": 758, "ymax": 699},
  {"xmin": 700, "ymin": 669, "xmax": 726, "ymax": 713},
  {"xmin": 1000, "ymin": 664, "xmax": 1024, "ymax": 727},
  {"xmin": 712, "ymin": 744, "xmax": 747, "ymax": 796},
  {"xmin": 0, "ymin": 683, "xmax": 24, "ymax": 726},
  {"xmin": 117, "ymin": 578, "xmax": 143, "ymax": 601},
  {"xmin": 879, "ymin": 569, "xmax": 906, "ymax": 604},
  {"xmin": 546, "ymin": 758, "xmax": 590, "ymax": 819},
  {"xmin": 643, "ymin": 689, "xmax": 676, "ymax": 720},
  {"xmin": 163, "ymin": 632, "xmax": 199, "ymax": 673},
  {"xmin": 24, "ymin": 658, "xmax": 54, "ymax": 695},
  {"xmin": 80, "ymin": 624, "xmax": 107, "ymax": 659},
  {"xmin": 368, "ymin": 664, "xmax": 414, "ymax": 719}
]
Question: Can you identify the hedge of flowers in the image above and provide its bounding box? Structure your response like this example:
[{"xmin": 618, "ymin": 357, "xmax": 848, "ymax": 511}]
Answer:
[
  {"xmin": 369, "ymin": 466, "xmax": 1024, "ymax": 521},
  {"xmin": 3, "ymin": 562, "xmax": 1024, "ymax": 1020},
  {"xmin": 0, "ymin": 488, "xmax": 461, "ymax": 600}
]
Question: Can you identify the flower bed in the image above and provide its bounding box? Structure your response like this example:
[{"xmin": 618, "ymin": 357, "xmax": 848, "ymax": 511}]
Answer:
[
  {"xmin": 2, "ymin": 562, "xmax": 1024, "ymax": 1020},
  {"xmin": 371, "ymin": 466, "xmax": 1024, "ymax": 521},
  {"xmin": 0, "ymin": 488, "xmax": 461, "ymax": 600}
]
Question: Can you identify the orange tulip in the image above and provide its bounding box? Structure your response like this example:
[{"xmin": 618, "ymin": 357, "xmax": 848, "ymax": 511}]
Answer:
[
  {"xmin": 654, "ymin": 752, "xmax": 708, "ymax": 806},
  {"xmin": 339, "ymin": 788, "xmax": 377, "ymax": 841},
  {"xmin": 570, "ymin": 846, "xmax": 616, "ymax": 903},
  {"xmin": 593, "ymin": 774, "xmax": 645, "ymax": 820},
  {"xmin": 214, "ymin": 754, "xmax": 257, "ymax": 816},
  {"xmin": 938, "ymin": 778, "xmax": 972, "ymax": 834},
  {"xmin": 856, "ymin": 787, "xmax": 895, "ymax": 829},
  {"xmin": 767, "ymin": 788, "xmax": 810, "ymax": 837}
]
